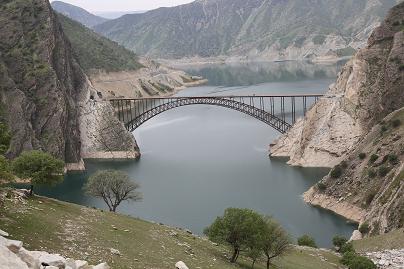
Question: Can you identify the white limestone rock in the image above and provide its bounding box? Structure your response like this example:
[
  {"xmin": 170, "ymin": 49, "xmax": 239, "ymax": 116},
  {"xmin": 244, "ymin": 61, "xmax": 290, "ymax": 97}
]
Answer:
[
  {"xmin": 0, "ymin": 229, "xmax": 9, "ymax": 237},
  {"xmin": 0, "ymin": 245, "xmax": 29, "ymax": 269},
  {"xmin": 30, "ymin": 251, "xmax": 67, "ymax": 269},
  {"xmin": 93, "ymin": 262, "xmax": 110, "ymax": 269},
  {"xmin": 16, "ymin": 247, "xmax": 40, "ymax": 269},
  {"xmin": 175, "ymin": 261, "xmax": 189, "ymax": 269},
  {"xmin": 349, "ymin": 230, "xmax": 363, "ymax": 241}
]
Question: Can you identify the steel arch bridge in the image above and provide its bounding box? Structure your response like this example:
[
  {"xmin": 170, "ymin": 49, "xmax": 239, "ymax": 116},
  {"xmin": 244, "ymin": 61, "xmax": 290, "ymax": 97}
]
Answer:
[{"xmin": 110, "ymin": 95, "xmax": 323, "ymax": 134}]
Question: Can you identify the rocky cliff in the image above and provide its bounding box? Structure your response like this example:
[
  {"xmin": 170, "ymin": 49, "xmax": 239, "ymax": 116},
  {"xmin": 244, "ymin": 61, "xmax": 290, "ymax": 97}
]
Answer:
[
  {"xmin": 0, "ymin": 0, "xmax": 139, "ymax": 167},
  {"xmin": 271, "ymin": 3, "xmax": 404, "ymax": 234},
  {"xmin": 94, "ymin": 0, "xmax": 399, "ymax": 61},
  {"xmin": 270, "ymin": 2, "xmax": 404, "ymax": 168}
]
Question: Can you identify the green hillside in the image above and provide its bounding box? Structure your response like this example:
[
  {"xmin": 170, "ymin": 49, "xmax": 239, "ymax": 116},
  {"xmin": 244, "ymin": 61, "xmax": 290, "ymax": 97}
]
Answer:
[{"xmin": 58, "ymin": 14, "xmax": 143, "ymax": 73}]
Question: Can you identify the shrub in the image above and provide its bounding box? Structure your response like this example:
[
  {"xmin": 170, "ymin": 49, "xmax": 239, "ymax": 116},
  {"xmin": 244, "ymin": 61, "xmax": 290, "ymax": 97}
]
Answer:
[
  {"xmin": 367, "ymin": 169, "xmax": 376, "ymax": 178},
  {"xmin": 358, "ymin": 153, "xmax": 366, "ymax": 160},
  {"xmin": 340, "ymin": 242, "xmax": 355, "ymax": 254},
  {"xmin": 332, "ymin": 235, "xmax": 348, "ymax": 250},
  {"xmin": 392, "ymin": 119, "xmax": 401, "ymax": 128},
  {"xmin": 297, "ymin": 235, "xmax": 317, "ymax": 248},
  {"xmin": 365, "ymin": 191, "xmax": 376, "ymax": 205},
  {"xmin": 359, "ymin": 223, "xmax": 370, "ymax": 234},
  {"xmin": 317, "ymin": 182, "xmax": 327, "ymax": 191},
  {"xmin": 341, "ymin": 252, "xmax": 377, "ymax": 269},
  {"xmin": 378, "ymin": 165, "xmax": 390, "ymax": 177},
  {"xmin": 369, "ymin": 154, "xmax": 379, "ymax": 164},
  {"xmin": 381, "ymin": 125, "xmax": 388, "ymax": 133},
  {"xmin": 330, "ymin": 165, "xmax": 343, "ymax": 178},
  {"xmin": 388, "ymin": 154, "xmax": 399, "ymax": 165},
  {"xmin": 340, "ymin": 161, "xmax": 348, "ymax": 169}
]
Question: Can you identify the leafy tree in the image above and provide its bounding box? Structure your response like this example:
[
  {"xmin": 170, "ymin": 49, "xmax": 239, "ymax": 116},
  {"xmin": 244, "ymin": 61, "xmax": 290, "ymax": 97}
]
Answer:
[
  {"xmin": 359, "ymin": 223, "xmax": 370, "ymax": 234},
  {"xmin": 12, "ymin": 151, "xmax": 64, "ymax": 195},
  {"xmin": 0, "ymin": 156, "xmax": 14, "ymax": 184},
  {"xmin": 261, "ymin": 217, "xmax": 291, "ymax": 269},
  {"xmin": 341, "ymin": 251, "xmax": 376, "ymax": 269},
  {"xmin": 340, "ymin": 242, "xmax": 355, "ymax": 254},
  {"xmin": 330, "ymin": 165, "xmax": 343, "ymax": 178},
  {"xmin": 332, "ymin": 235, "xmax": 348, "ymax": 251},
  {"xmin": 297, "ymin": 234, "xmax": 317, "ymax": 248},
  {"xmin": 204, "ymin": 208, "xmax": 266, "ymax": 263},
  {"xmin": 84, "ymin": 170, "xmax": 142, "ymax": 212}
]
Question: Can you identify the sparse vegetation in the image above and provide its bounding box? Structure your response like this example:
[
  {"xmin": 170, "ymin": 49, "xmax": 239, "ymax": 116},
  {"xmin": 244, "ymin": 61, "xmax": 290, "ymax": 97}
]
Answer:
[
  {"xmin": 317, "ymin": 182, "xmax": 327, "ymax": 191},
  {"xmin": 330, "ymin": 165, "xmax": 343, "ymax": 178},
  {"xmin": 388, "ymin": 154, "xmax": 399, "ymax": 165},
  {"xmin": 332, "ymin": 235, "xmax": 348, "ymax": 250},
  {"xmin": 369, "ymin": 154, "xmax": 379, "ymax": 164},
  {"xmin": 367, "ymin": 169, "xmax": 376, "ymax": 178},
  {"xmin": 392, "ymin": 119, "xmax": 401, "ymax": 127},
  {"xmin": 358, "ymin": 153, "xmax": 366, "ymax": 160},
  {"xmin": 359, "ymin": 223, "xmax": 370, "ymax": 235},
  {"xmin": 378, "ymin": 165, "xmax": 390, "ymax": 177}
]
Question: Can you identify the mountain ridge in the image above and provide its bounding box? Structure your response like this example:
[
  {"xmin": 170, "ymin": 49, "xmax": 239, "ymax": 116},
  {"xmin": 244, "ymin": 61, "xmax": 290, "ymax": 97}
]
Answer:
[{"xmin": 94, "ymin": 0, "xmax": 400, "ymax": 60}]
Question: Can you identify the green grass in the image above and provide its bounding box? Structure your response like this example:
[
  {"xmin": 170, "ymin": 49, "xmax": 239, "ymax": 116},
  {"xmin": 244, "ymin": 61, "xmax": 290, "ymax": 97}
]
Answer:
[
  {"xmin": 0, "ymin": 194, "xmax": 345, "ymax": 269},
  {"xmin": 353, "ymin": 228, "xmax": 404, "ymax": 253},
  {"xmin": 57, "ymin": 14, "xmax": 143, "ymax": 73}
]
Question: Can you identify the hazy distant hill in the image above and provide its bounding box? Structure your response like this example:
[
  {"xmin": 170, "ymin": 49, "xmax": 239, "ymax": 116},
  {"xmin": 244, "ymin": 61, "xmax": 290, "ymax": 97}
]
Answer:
[
  {"xmin": 51, "ymin": 1, "xmax": 108, "ymax": 28},
  {"xmin": 94, "ymin": 11, "xmax": 147, "ymax": 20},
  {"xmin": 57, "ymin": 14, "xmax": 143, "ymax": 73},
  {"xmin": 94, "ymin": 0, "xmax": 400, "ymax": 60}
]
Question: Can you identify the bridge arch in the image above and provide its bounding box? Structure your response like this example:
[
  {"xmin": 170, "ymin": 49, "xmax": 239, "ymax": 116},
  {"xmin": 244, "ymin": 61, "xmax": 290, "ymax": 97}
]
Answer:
[{"xmin": 110, "ymin": 95, "xmax": 322, "ymax": 134}]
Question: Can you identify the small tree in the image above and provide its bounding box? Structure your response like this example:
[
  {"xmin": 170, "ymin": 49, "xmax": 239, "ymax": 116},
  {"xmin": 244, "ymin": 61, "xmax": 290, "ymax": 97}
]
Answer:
[
  {"xmin": 332, "ymin": 235, "xmax": 348, "ymax": 251},
  {"xmin": 297, "ymin": 234, "xmax": 317, "ymax": 248},
  {"xmin": 12, "ymin": 151, "xmax": 64, "ymax": 195},
  {"xmin": 262, "ymin": 217, "xmax": 291, "ymax": 269},
  {"xmin": 204, "ymin": 208, "xmax": 266, "ymax": 263},
  {"xmin": 84, "ymin": 170, "xmax": 142, "ymax": 212}
]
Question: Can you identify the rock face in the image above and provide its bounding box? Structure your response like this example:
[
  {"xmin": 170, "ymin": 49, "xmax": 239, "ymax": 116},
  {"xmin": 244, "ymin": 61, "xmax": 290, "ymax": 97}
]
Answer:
[
  {"xmin": 270, "ymin": 2, "xmax": 404, "ymax": 168},
  {"xmin": 0, "ymin": 0, "xmax": 141, "ymax": 165},
  {"xmin": 0, "ymin": 0, "xmax": 86, "ymax": 164},
  {"xmin": 272, "ymin": 3, "xmax": 404, "ymax": 235},
  {"xmin": 364, "ymin": 249, "xmax": 404, "ymax": 269},
  {"xmin": 0, "ymin": 233, "xmax": 109, "ymax": 269},
  {"xmin": 94, "ymin": 0, "xmax": 398, "ymax": 61}
]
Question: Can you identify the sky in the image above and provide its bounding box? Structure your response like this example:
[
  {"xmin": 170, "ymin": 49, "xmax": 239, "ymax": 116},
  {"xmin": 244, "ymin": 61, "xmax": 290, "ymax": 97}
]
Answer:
[{"xmin": 51, "ymin": 0, "xmax": 195, "ymax": 12}]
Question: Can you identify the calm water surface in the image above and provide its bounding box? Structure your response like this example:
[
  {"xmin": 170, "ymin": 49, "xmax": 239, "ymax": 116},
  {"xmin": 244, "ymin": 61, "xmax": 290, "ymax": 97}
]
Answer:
[{"xmin": 38, "ymin": 61, "xmax": 356, "ymax": 247}]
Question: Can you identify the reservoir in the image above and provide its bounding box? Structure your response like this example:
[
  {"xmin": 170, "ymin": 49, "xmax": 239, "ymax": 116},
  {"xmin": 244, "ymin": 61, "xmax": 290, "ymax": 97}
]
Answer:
[{"xmin": 38, "ymin": 61, "xmax": 356, "ymax": 247}]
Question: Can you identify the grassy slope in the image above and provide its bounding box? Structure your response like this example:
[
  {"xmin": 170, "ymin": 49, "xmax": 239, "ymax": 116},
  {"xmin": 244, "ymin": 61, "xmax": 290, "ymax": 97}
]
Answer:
[
  {"xmin": 0, "ymin": 195, "xmax": 344, "ymax": 269},
  {"xmin": 353, "ymin": 228, "xmax": 404, "ymax": 253},
  {"xmin": 58, "ymin": 14, "xmax": 143, "ymax": 73}
]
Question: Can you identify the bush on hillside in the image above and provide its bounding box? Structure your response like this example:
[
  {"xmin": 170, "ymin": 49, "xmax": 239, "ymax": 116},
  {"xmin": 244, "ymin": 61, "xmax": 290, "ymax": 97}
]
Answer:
[
  {"xmin": 340, "ymin": 242, "xmax": 355, "ymax": 254},
  {"xmin": 297, "ymin": 235, "xmax": 317, "ymax": 248},
  {"xmin": 332, "ymin": 235, "xmax": 348, "ymax": 250},
  {"xmin": 341, "ymin": 252, "xmax": 376, "ymax": 269},
  {"xmin": 359, "ymin": 223, "xmax": 370, "ymax": 234},
  {"xmin": 317, "ymin": 182, "xmax": 327, "ymax": 191},
  {"xmin": 330, "ymin": 165, "xmax": 343, "ymax": 178},
  {"xmin": 369, "ymin": 154, "xmax": 379, "ymax": 164},
  {"xmin": 358, "ymin": 153, "xmax": 366, "ymax": 160},
  {"xmin": 378, "ymin": 165, "xmax": 391, "ymax": 177},
  {"xmin": 388, "ymin": 154, "xmax": 399, "ymax": 165}
]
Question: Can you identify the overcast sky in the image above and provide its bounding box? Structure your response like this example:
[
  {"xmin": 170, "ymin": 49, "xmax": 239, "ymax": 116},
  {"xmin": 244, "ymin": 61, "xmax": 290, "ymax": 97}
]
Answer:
[{"xmin": 51, "ymin": 0, "xmax": 195, "ymax": 12}]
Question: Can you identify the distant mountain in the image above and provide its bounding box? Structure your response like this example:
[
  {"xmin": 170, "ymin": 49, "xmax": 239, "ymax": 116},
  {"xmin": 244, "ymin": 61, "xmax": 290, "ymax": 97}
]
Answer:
[
  {"xmin": 57, "ymin": 14, "xmax": 143, "ymax": 73},
  {"xmin": 94, "ymin": 0, "xmax": 400, "ymax": 60},
  {"xmin": 51, "ymin": 1, "xmax": 108, "ymax": 28},
  {"xmin": 94, "ymin": 11, "xmax": 147, "ymax": 20}
]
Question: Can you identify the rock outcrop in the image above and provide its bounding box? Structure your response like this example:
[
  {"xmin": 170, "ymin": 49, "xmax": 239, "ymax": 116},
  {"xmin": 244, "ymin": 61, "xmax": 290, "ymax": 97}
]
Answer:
[
  {"xmin": 271, "ymin": 2, "xmax": 404, "ymax": 235},
  {"xmin": 270, "ymin": 2, "xmax": 404, "ymax": 167},
  {"xmin": 0, "ymin": 233, "xmax": 110, "ymax": 269},
  {"xmin": 0, "ymin": 0, "xmax": 140, "ymax": 167}
]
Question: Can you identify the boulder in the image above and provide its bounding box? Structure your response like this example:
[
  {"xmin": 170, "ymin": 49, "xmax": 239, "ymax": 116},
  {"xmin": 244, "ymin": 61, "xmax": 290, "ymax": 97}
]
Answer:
[
  {"xmin": 75, "ymin": 260, "xmax": 90, "ymax": 269},
  {"xmin": 30, "ymin": 251, "xmax": 67, "ymax": 269},
  {"xmin": 16, "ymin": 247, "xmax": 40, "ymax": 269},
  {"xmin": 175, "ymin": 261, "xmax": 189, "ymax": 269},
  {"xmin": 0, "ymin": 245, "xmax": 29, "ymax": 269},
  {"xmin": 110, "ymin": 248, "xmax": 121, "ymax": 255},
  {"xmin": 93, "ymin": 262, "xmax": 110, "ymax": 269},
  {"xmin": 0, "ymin": 229, "xmax": 9, "ymax": 237},
  {"xmin": 66, "ymin": 258, "xmax": 77, "ymax": 269},
  {"xmin": 349, "ymin": 230, "xmax": 363, "ymax": 241}
]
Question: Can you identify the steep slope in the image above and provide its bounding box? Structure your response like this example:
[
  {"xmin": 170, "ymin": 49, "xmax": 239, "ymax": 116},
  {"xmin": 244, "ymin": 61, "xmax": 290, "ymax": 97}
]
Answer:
[
  {"xmin": 51, "ymin": 1, "xmax": 108, "ymax": 28},
  {"xmin": 57, "ymin": 13, "xmax": 206, "ymax": 99},
  {"xmin": 57, "ymin": 14, "xmax": 143, "ymax": 73},
  {"xmin": 271, "ymin": 3, "xmax": 404, "ymax": 235},
  {"xmin": 94, "ymin": 0, "xmax": 399, "ymax": 60},
  {"xmin": 0, "ymin": 0, "xmax": 139, "ymax": 166},
  {"xmin": 270, "ymin": 2, "xmax": 404, "ymax": 168}
]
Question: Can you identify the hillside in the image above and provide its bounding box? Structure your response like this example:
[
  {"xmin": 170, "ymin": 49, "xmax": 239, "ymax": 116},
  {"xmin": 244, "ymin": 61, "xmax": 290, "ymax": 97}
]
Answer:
[
  {"xmin": 57, "ymin": 14, "xmax": 144, "ymax": 73},
  {"xmin": 0, "ymin": 193, "xmax": 346, "ymax": 269},
  {"xmin": 271, "ymin": 2, "xmax": 404, "ymax": 235},
  {"xmin": 51, "ymin": 1, "xmax": 108, "ymax": 28},
  {"xmin": 94, "ymin": 0, "xmax": 399, "ymax": 61}
]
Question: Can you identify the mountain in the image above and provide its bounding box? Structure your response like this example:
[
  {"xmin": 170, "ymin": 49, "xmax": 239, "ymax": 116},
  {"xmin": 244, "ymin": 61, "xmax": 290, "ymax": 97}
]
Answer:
[
  {"xmin": 271, "ymin": 2, "xmax": 404, "ymax": 235},
  {"xmin": 0, "ymin": 0, "xmax": 139, "ymax": 166},
  {"xmin": 94, "ymin": 0, "xmax": 400, "ymax": 60},
  {"xmin": 94, "ymin": 11, "xmax": 147, "ymax": 20},
  {"xmin": 57, "ymin": 14, "xmax": 143, "ymax": 73},
  {"xmin": 51, "ymin": 1, "xmax": 108, "ymax": 28}
]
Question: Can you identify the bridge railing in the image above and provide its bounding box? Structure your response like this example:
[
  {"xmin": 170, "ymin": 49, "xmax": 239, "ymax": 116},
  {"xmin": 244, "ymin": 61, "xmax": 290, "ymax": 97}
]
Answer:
[{"xmin": 109, "ymin": 95, "xmax": 323, "ymax": 133}]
